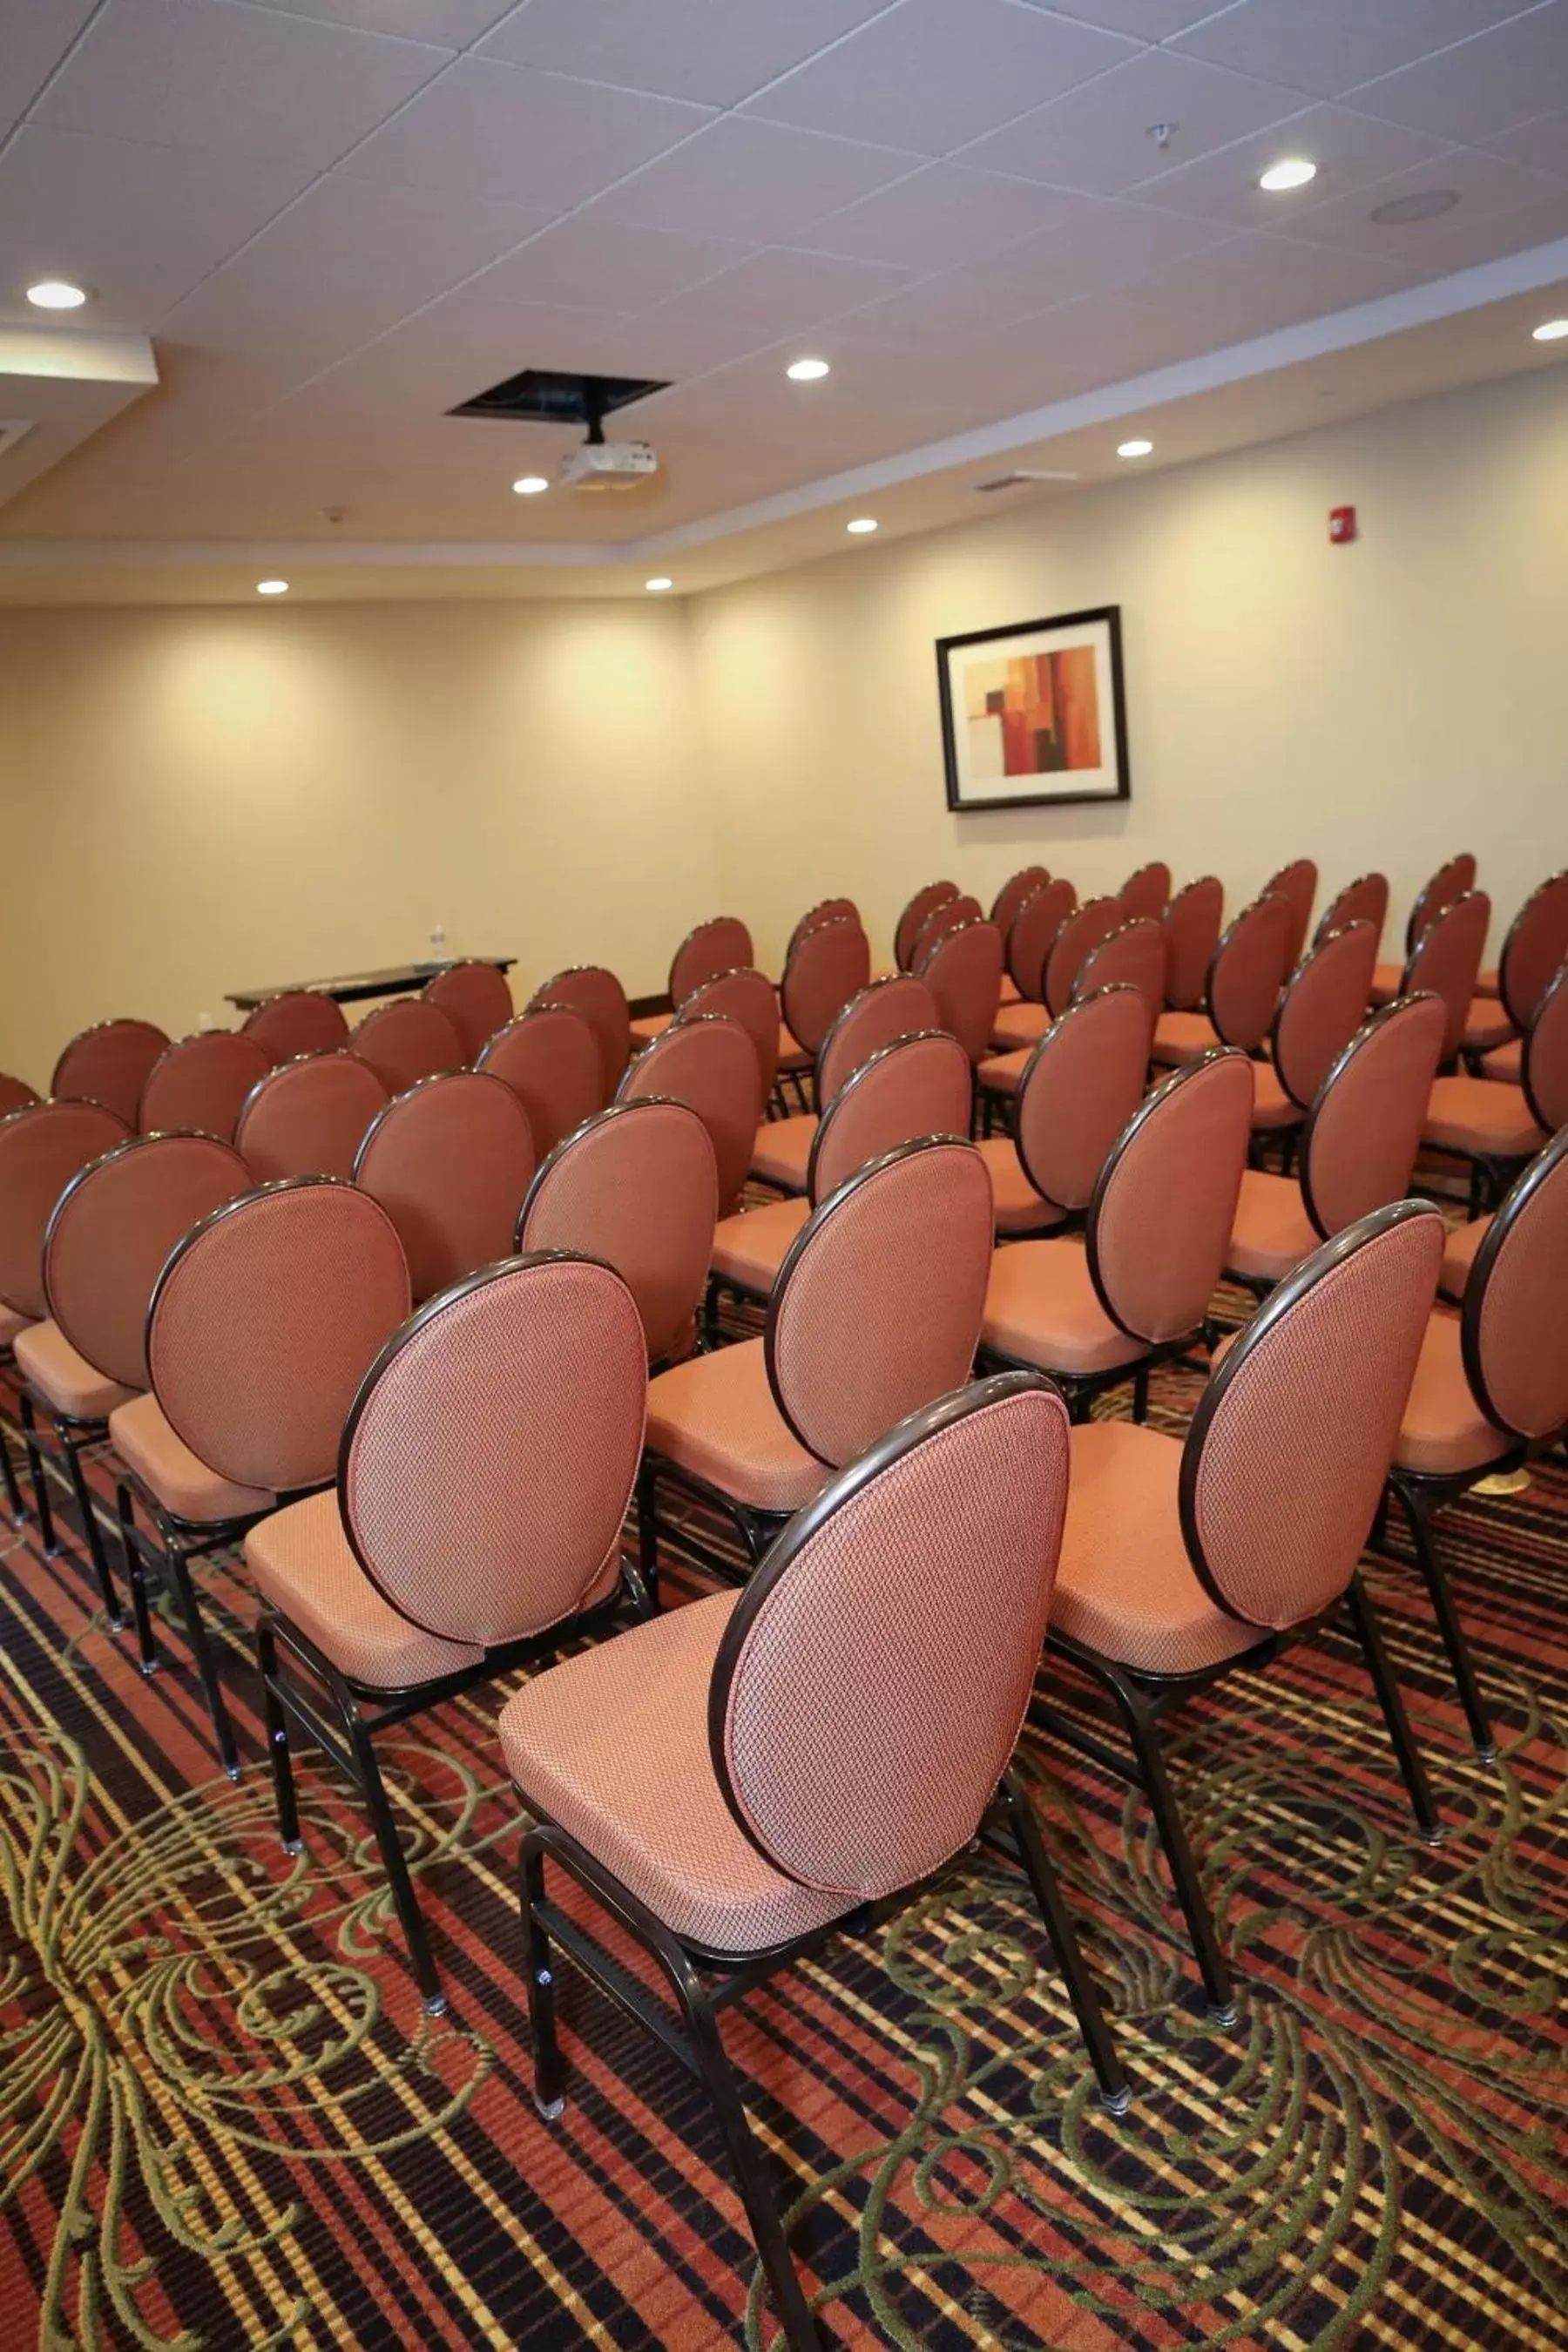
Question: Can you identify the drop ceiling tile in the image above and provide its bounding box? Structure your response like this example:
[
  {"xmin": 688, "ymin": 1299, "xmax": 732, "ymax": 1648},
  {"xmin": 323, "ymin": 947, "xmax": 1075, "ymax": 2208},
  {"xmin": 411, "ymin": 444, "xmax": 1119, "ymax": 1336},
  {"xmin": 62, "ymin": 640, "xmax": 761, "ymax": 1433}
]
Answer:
[
  {"xmin": 796, "ymin": 162, "xmax": 1091, "ymax": 271},
  {"xmin": 584, "ymin": 115, "xmax": 918, "ymax": 243},
  {"xmin": 1347, "ymin": 3, "xmax": 1568, "ymax": 143},
  {"xmin": 0, "ymin": 126, "xmax": 310, "ymax": 333},
  {"xmin": 0, "ymin": 0, "xmax": 99, "ymax": 139},
  {"xmin": 1361, "ymin": 180, "xmax": 1568, "ymax": 272},
  {"xmin": 476, "ymin": 0, "xmax": 897, "ymax": 108},
  {"xmin": 1019, "ymin": 294, "xmax": 1235, "ymax": 379},
  {"xmin": 34, "ymin": 0, "xmax": 449, "ymax": 170},
  {"xmin": 1170, "ymin": 0, "xmax": 1538, "ymax": 100},
  {"xmin": 1483, "ymin": 104, "xmax": 1568, "ymax": 175},
  {"xmin": 303, "ymin": 294, "xmax": 629, "ymax": 422},
  {"xmin": 340, "ymin": 56, "xmax": 713, "ymax": 208},
  {"xmin": 1277, "ymin": 146, "xmax": 1561, "ymax": 258},
  {"xmin": 960, "ymin": 48, "xmax": 1304, "ymax": 194},
  {"xmin": 1128, "ymin": 229, "xmax": 1434, "ymax": 332},
  {"xmin": 1016, "ymin": 0, "xmax": 1226, "ymax": 33},
  {"xmin": 579, "ymin": 308, "xmax": 792, "ymax": 380},
  {"xmin": 1132, "ymin": 102, "xmax": 1452, "ymax": 227},
  {"xmin": 652, "ymin": 245, "xmax": 913, "ymax": 333},
  {"xmin": 468, "ymin": 217, "xmax": 751, "ymax": 313},
  {"xmin": 237, "ymin": 0, "xmax": 515, "ymax": 40},
  {"xmin": 742, "ymin": 0, "xmax": 1136, "ymax": 158}
]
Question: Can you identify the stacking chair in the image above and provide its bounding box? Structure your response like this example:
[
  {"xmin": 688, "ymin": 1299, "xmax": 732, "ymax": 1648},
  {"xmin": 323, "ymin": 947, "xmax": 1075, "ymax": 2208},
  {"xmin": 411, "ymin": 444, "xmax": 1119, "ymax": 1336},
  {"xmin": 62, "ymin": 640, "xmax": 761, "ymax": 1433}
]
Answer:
[
  {"xmin": 1371, "ymin": 855, "xmax": 1477, "ymax": 1003},
  {"xmin": 504, "ymin": 1372, "xmax": 1126, "ymax": 2352},
  {"xmin": 241, "ymin": 990, "xmax": 349, "ymax": 1064},
  {"xmin": 526, "ymin": 965, "xmax": 631, "ymax": 1097},
  {"xmin": 1161, "ymin": 877, "xmax": 1225, "ymax": 1010},
  {"xmin": 1422, "ymin": 961, "xmax": 1568, "ymax": 1213},
  {"xmin": 109, "ymin": 1180, "xmax": 411, "ymax": 1774},
  {"xmin": 1227, "ymin": 996, "xmax": 1445, "ymax": 1292},
  {"xmin": 1152, "ymin": 892, "xmax": 1292, "ymax": 1068},
  {"xmin": 1119, "ymin": 860, "xmax": 1172, "ymax": 919},
  {"xmin": 981, "ymin": 1051, "xmax": 1253, "ymax": 1421},
  {"xmin": 0, "ymin": 1076, "xmax": 38, "ymax": 1119},
  {"xmin": 629, "ymin": 916, "xmax": 754, "ymax": 1047},
  {"xmin": 351, "ymin": 997, "xmax": 463, "ymax": 1093},
  {"xmin": 422, "ymin": 958, "xmax": 513, "ymax": 1059},
  {"xmin": 751, "ymin": 973, "xmax": 936, "ymax": 1194},
  {"xmin": 139, "ymin": 1031, "xmax": 272, "ymax": 1142},
  {"xmin": 776, "ymin": 916, "xmax": 871, "ymax": 1107},
  {"xmin": 894, "ymin": 881, "xmax": 958, "ymax": 971},
  {"xmin": 916, "ymin": 916, "xmax": 1004, "ymax": 1066},
  {"xmin": 236, "ymin": 1050, "xmax": 387, "ymax": 1180},
  {"xmin": 1314, "ymin": 871, "xmax": 1389, "ymax": 949},
  {"xmin": 13, "ymin": 1133, "xmax": 249, "ymax": 1623},
  {"xmin": 51, "ymin": 1019, "xmax": 169, "ymax": 1126},
  {"xmin": 990, "ymin": 862, "xmax": 1050, "ymax": 940},
  {"xmin": 252, "ymin": 1251, "xmax": 649, "ymax": 2012},
  {"xmin": 909, "ymin": 892, "xmax": 982, "ymax": 968},
  {"xmin": 517, "ymin": 1099, "xmax": 718, "ymax": 1367},
  {"xmin": 986, "ymin": 878, "xmax": 1078, "ymax": 1060},
  {"xmin": 977, "ymin": 986, "xmax": 1151, "ymax": 1240},
  {"xmin": 785, "ymin": 896, "xmax": 859, "ymax": 959},
  {"xmin": 1472, "ymin": 868, "xmax": 1568, "ymax": 1080},
  {"xmin": 1382, "ymin": 890, "xmax": 1490, "ymax": 1075},
  {"xmin": 1072, "ymin": 917, "xmax": 1165, "ymax": 1031},
  {"xmin": 1033, "ymin": 1202, "xmax": 1444, "ymax": 2022},
  {"xmin": 1249, "ymin": 921, "xmax": 1378, "ymax": 1146},
  {"xmin": 676, "ymin": 967, "xmax": 781, "ymax": 1108},
  {"xmin": 712, "ymin": 1030, "xmax": 973, "ymax": 1314},
  {"xmin": 618, "ymin": 1016, "xmax": 764, "ymax": 1217},
  {"xmin": 639, "ymin": 1135, "xmax": 992, "ymax": 1587},
  {"xmin": 1382, "ymin": 1129, "xmax": 1568, "ymax": 1764},
  {"xmin": 477, "ymin": 1005, "xmax": 605, "ymax": 1155},
  {"xmin": 353, "ymin": 1070, "xmax": 535, "ymax": 1303},
  {"xmin": 1261, "ymin": 857, "xmax": 1317, "ymax": 970}
]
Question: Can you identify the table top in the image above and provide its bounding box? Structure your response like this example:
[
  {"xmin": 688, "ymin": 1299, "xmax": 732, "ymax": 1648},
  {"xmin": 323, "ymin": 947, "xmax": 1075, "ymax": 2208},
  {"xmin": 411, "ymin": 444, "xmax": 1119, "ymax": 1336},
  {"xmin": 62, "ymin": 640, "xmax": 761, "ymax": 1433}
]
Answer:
[{"xmin": 226, "ymin": 956, "xmax": 515, "ymax": 1010}]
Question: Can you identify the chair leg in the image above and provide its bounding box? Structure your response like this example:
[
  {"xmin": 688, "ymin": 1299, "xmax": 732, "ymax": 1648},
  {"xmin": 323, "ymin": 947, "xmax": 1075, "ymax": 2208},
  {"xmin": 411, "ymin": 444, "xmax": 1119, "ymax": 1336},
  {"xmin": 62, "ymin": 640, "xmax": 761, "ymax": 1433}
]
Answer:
[
  {"xmin": 118, "ymin": 1483, "xmax": 161, "ymax": 1673},
  {"xmin": 256, "ymin": 1614, "xmax": 302, "ymax": 1853},
  {"xmin": 0, "ymin": 1423, "xmax": 24, "ymax": 1527},
  {"xmin": 521, "ymin": 1834, "xmax": 569, "ymax": 2118},
  {"xmin": 1344, "ymin": 1571, "xmax": 1443, "ymax": 1842},
  {"xmin": 166, "ymin": 1546, "xmax": 241, "ymax": 1781},
  {"xmin": 63, "ymin": 1435, "xmax": 122, "ymax": 1631},
  {"xmin": 994, "ymin": 1772, "xmax": 1128, "ymax": 2112},
  {"xmin": 1102, "ymin": 1663, "xmax": 1237, "ymax": 2023},
  {"xmin": 1131, "ymin": 1366, "xmax": 1150, "ymax": 1426},
  {"xmin": 701, "ymin": 1273, "xmax": 721, "ymax": 1352},
  {"xmin": 17, "ymin": 1394, "xmax": 56, "ymax": 1556},
  {"xmin": 342, "ymin": 1688, "xmax": 445, "ymax": 2015},
  {"xmin": 637, "ymin": 1456, "xmax": 661, "ymax": 1612},
  {"xmin": 1392, "ymin": 1487, "xmax": 1497, "ymax": 1764}
]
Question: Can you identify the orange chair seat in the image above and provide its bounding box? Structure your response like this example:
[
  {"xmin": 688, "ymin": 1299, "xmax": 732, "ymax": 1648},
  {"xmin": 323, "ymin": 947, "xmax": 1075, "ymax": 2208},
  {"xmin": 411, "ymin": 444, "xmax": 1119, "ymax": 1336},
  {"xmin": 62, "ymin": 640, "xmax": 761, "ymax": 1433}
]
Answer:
[
  {"xmin": 1392, "ymin": 1312, "xmax": 1510, "ymax": 1479},
  {"xmin": 13, "ymin": 1320, "xmax": 136, "ymax": 1423},
  {"xmin": 981, "ymin": 1236, "xmax": 1147, "ymax": 1375},
  {"xmin": 628, "ymin": 1011, "xmax": 673, "ymax": 1048},
  {"xmin": 1225, "ymin": 1168, "xmax": 1316, "ymax": 1284},
  {"xmin": 989, "ymin": 1002, "xmax": 1049, "ymax": 1054},
  {"xmin": 1476, "ymin": 966, "xmax": 1500, "ymax": 998},
  {"xmin": 749, "ymin": 1114, "xmax": 814, "ymax": 1193},
  {"xmin": 109, "ymin": 1393, "xmax": 274, "ymax": 1525},
  {"xmin": 0, "ymin": 1305, "xmax": 32, "ymax": 1348},
  {"xmin": 710, "ymin": 1197, "xmax": 809, "ymax": 1296},
  {"xmin": 1248, "ymin": 1060, "xmax": 1301, "ymax": 1131},
  {"xmin": 247, "ymin": 1489, "xmax": 483, "ymax": 1689},
  {"xmin": 1053, "ymin": 1421, "xmax": 1261, "ymax": 1675},
  {"xmin": 976, "ymin": 1138, "xmax": 1066, "ymax": 1237},
  {"xmin": 1440, "ymin": 1214, "xmax": 1490, "ymax": 1301},
  {"xmin": 1461, "ymin": 997, "xmax": 1514, "ymax": 1055},
  {"xmin": 977, "ymin": 1046, "xmax": 1031, "ymax": 1097},
  {"xmin": 1370, "ymin": 961, "xmax": 1403, "ymax": 1004},
  {"xmin": 646, "ymin": 1338, "xmax": 828, "ymax": 1515},
  {"xmin": 777, "ymin": 1023, "xmax": 810, "ymax": 1073},
  {"xmin": 997, "ymin": 974, "xmax": 1022, "ymax": 1005},
  {"xmin": 1151, "ymin": 1010, "xmax": 1219, "ymax": 1066},
  {"xmin": 1478, "ymin": 1037, "xmax": 1522, "ymax": 1084},
  {"xmin": 1423, "ymin": 1076, "xmax": 1544, "ymax": 1159},
  {"xmin": 499, "ymin": 1592, "xmax": 847, "ymax": 1954}
]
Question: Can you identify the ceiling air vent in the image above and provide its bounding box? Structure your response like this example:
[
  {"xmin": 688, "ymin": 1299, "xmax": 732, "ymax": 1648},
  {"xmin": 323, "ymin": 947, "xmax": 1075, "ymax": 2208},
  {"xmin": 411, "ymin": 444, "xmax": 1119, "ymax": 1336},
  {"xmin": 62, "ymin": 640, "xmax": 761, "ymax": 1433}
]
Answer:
[
  {"xmin": 0, "ymin": 420, "xmax": 35, "ymax": 461},
  {"xmin": 973, "ymin": 467, "xmax": 1078, "ymax": 493},
  {"xmin": 447, "ymin": 368, "xmax": 668, "ymax": 423}
]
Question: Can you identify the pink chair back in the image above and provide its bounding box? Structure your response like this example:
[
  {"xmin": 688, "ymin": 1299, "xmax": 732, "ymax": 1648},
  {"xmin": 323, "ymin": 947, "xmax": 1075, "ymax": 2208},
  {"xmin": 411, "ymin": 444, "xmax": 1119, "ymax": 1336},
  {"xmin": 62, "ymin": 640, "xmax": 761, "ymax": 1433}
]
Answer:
[
  {"xmin": 1522, "ymin": 963, "xmax": 1568, "ymax": 1135},
  {"xmin": 711, "ymin": 1374, "xmax": 1070, "ymax": 1899},
  {"xmin": 669, "ymin": 916, "xmax": 754, "ymax": 1007},
  {"xmin": 1206, "ymin": 893, "xmax": 1294, "ymax": 1051},
  {"xmin": 1401, "ymin": 890, "xmax": 1489, "ymax": 1062},
  {"xmin": 1161, "ymin": 878, "xmax": 1225, "ymax": 1010},
  {"xmin": 786, "ymin": 898, "xmax": 860, "ymax": 961},
  {"xmin": 1044, "ymin": 896, "xmax": 1120, "ymax": 1017},
  {"xmin": 341, "ymin": 1254, "xmax": 647, "ymax": 1647},
  {"xmin": 895, "ymin": 882, "xmax": 958, "ymax": 971},
  {"xmin": 817, "ymin": 976, "xmax": 938, "ymax": 1102},
  {"xmin": 422, "ymin": 960, "xmax": 514, "ymax": 1059},
  {"xmin": 618, "ymin": 1014, "xmax": 763, "ymax": 1216},
  {"xmin": 1182, "ymin": 1203, "xmax": 1443, "ymax": 1628},
  {"xmin": 1497, "ymin": 870, "xmax": 1568, "ymax": 1031},
  {"xmin": 1261, "ymin": 859, "xmax": 1317, "ymax": 970},
  {"xmin": 526, "ymin": 966, "xmax": 631, "ymax": 1096},
  {"xmin": 781, "ymin": 919, "xmax": 872, "ymax": 1057},
  {"xmin": 242, "ymin": 991, "xmax": 349, "ymax": 1064},
  {"xmin": 1406, "ymin": 854, "xmax": 1477, "ymax": 952},
  {"xmin": 677, "ymin": 967, "xmax": 781, "ymax": 1100},
  {"xmin": 1270, "ymin": 922, "xmax": 1379, "ymax": 1112},
  {"xmin": 917, "ymin": 919, "xmax": 1004, "ymax": 1063},
  {"xmin": 1119, "ymin": 861, "xmax": 1172, "ymax": 920},
  {"xmin": 1300, "ymin": 995, "xmax": 1445, "ymax": 1241},
  {"xmin": 1007, "ymin": 877, "xmax": 1077, "ymax": 1000},
  {"xmin": 990, "ymin": 866, "xmax": 1050, "ymax": 936},
  {"xmin": 478, "ymin": 1008, "xmax": 605, "ymax": 1157},
  {"xmin": 1315, "ymin": 872, "xmax": 1389, "ymax": 949},
  {"xmin": 236, "ymin": 1050, "xmax": 388, "ymax": 1181},
  {"xmin": 809, "ymin": 1031, "xmax": 972, "ymax": 1204},
  {"xmin": 767, "ymin": 1137, "xmax": 992, "ymax": 1470},
  {"xmin": 1015, "ymin": 986, "xmax": 1152, "ymax": 1213},
  {"xmin": 1088, "ymin": 1051, "xmax": 1253, "ymax": 1345},
  {"xmin": 139, "ymin": 1031, "xmax": 271, "ymax": 1144},
  {"xmin": 0, "ymin": 1076, "xmax": 38, "ymax": 1119},
  {"xmin": 1464, "ymin": 1126, "xmax": 1568, "ymax": 1442},
  {"xmin": 1071, "ymin": 918, "xmax": 1165, "ymax": 1040},
  {"xmin": 51, "ymin": 1019, "xmax": 169, "ymax": 1127},
  {"xmin": 0, "ymin": 1100, "xmax": 132, "ymax": 1320},
  {"xmin": 44, "ymin": 1132, "xmax": 250, "ymax": 1390},
  {"xmin": 354, "ymin": 1070, "xmax": 535, "ymax": 1305},
  {"xmin": 148, "ymin": 1179, "xmax": 411, "ymax": 1496},
  {"xmin": 911, "ymin": 894, "xmax": 982, "ymax": 968},
  {"xmin": 352, "ymin": 998, "xmax": 463, "ymax": 1094}
]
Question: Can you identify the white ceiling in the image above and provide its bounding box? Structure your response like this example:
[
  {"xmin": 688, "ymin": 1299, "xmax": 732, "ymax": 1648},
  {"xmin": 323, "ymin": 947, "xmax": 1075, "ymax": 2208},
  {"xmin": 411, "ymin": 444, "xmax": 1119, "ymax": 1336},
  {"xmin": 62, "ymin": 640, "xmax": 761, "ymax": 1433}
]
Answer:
[{"xmin": 0, "ymin": 0, "xmax": 1565, "ymax": 598}]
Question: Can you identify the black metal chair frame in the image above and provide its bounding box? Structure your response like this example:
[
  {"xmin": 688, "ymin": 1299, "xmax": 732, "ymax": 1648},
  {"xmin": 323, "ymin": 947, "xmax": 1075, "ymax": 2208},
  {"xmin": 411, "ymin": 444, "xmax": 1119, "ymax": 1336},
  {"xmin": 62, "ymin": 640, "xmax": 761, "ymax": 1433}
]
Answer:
[
  {"xmin": 12, "ymin": 1382, "xmax": 124, "ymax": 1627},
  {"xmin": 1425, "ymin": 961, "xmax": 1564, "ymax": 1215}
]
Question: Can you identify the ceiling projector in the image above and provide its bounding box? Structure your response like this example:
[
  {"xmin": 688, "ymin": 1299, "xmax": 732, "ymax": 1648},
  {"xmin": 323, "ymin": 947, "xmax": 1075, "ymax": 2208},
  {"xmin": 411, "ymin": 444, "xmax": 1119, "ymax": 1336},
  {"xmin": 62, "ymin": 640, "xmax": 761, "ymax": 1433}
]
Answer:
[{"xmin": 561, "ymin": 436, "xmax": 659, "ymax": 489}]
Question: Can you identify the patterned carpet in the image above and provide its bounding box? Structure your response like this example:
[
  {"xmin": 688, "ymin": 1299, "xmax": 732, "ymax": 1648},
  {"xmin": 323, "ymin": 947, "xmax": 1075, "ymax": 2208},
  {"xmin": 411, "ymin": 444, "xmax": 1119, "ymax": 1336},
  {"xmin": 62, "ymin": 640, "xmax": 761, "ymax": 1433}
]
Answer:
[{"xmin": 0, "ymin": 1343, "xmax": 1564, "ymax": 2351}]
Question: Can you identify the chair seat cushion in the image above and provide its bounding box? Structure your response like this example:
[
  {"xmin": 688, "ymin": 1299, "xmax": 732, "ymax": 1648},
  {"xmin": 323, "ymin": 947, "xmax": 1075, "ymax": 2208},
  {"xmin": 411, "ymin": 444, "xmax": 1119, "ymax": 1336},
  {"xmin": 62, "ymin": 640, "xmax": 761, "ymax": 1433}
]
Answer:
[
  {"xmin": 777, "ymin": 1022, "xmax": 810, "ymax": 1073},
  {"xmin": 500, "ymin": 1592, "xmax": 848, "ymax": 1955},
  {"xmin": 1225, "ymin": 1168, "xmax": 1317, "ymax": 1284},
  {"xmin": 1440, "ymin": 1214, "xmax": 1490, "ymax": 1303},
  {"xmin": 1249, "ymin": 1058, "xmax": 1301, "ymax": 1131},
  {"xmin": 109, "ymin": 1392, "xmax": 274, "ymax": 1525},
  {"xmin": 1393, "ymin": 1311, "xmax": 1510, "ymax": 1479},
  {"xmin": 13, "ymin": 1319, "xmax": 137, "ymax": 1423},
  {"xmin": 997, "ymin": 974, "xmax": 1022, "ymax": 1004},
  {"xmin": 0, "ymin": 1304, "xmax": 32, "ymax": 1348},
  {"xmin": 628, "ymin": 1011, "xmax": 672, "ymax": 1047},
  {"xmin": 977, "ymin": 1047, "xmax": 1031, "ymax": 1098},
  {"xmin": 1476, "ymin": 966, "xmax": 1500, "ymax": 998},
  {"xmin": 1052, "ymin": 1421, "xmax": 1261, "ymax": 1675},
  {"xmin": 981, "ymin": 1236, "xmax": 1146, "ymax": 1375},
  {"xmin": 1369, "ymin": 962, "xmax": 1403, "ymax": 1005},
  {"xmin": 976, "ymin": 1137, "xmax": 1066, "ymax": 1236},
  {"xmin": 1461, "ymin": 997, "xmax": 1514, "ymax": 1054},
  {"xmin": 710, "ymin": 1196, "xmax": 809, "ymax": 1295},
  {"xmin": 1423, "ymin": 1076, "xmax": 1544, "ymax": 1160},
  {"xmin": 1151, "ymin": 1010, "xmax": 1219, "ymax": 1066},
  {"xmin": 989, "ymin": 1002, "xmax": 1049, "ymax": 1053},
  {"xmin": 1478, "ymin": 1037, "xmax": 1522, "ymax": 1084},
  {"xmin": 247, "ymin": 1489, "xmax": 484, "ymax": 1689},
  {"xmin": 646, "ymin": 1337, "xmax": 828, "ymax": 1514},
  {"xmin": 749, "ymin": 1113, "xmax": 814, "ymax": 1193}
]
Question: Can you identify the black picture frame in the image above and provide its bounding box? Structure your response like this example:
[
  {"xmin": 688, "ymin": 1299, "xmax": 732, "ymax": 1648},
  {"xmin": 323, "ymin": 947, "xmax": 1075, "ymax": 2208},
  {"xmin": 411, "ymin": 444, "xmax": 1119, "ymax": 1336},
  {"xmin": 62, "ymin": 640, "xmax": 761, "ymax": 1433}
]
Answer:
[{"xmin": 936, "ymin": 605, "xmax": 1131, "ymax": 813}]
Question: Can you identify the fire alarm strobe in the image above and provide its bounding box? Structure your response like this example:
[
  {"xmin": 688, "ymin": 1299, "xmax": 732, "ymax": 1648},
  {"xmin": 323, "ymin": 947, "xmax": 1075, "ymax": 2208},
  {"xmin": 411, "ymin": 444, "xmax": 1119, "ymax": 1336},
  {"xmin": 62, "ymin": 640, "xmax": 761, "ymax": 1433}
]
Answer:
[{"xmin": 1329, "ymin": 505, "xmax": 1357, "ymax": 543}]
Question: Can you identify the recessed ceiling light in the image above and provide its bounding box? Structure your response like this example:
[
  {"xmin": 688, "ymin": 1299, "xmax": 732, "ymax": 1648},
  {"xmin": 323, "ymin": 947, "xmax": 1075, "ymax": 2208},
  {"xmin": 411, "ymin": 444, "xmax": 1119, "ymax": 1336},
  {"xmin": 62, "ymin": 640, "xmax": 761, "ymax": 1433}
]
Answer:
[
  {"xmin": 786, "ymin": 356, "xmax": 830, "ymax": 382},
  {"xmin": 511, "ymin": 474, "xmax": 550, "ymax": 496},
  {"xmin": 1369, "ymin": 188, "xmax": 1460, "ymax": 226},
  {"xmin": 846, "ymin": 517, "xmax": 878, "ymax": 534},
  {"xmin": 1259, "ymin": 158, "xmax": 1316, "ymax": 193},
  {"xmin": 645, "ymin": 576, "xmax": 673, "ymax": 592},
  {"xmin": 25, "ymin": 279, "xmax": 90, "ymax": 310},
  {"xmin": 1532, "ymin": 317, "xmax": 1568, "ymax": 342},
  {"xmin": 1117, "ymin": 438, "xmax": 1152, "ymax": 458},
  {"xmin": 256, "ymin": 578, "xmax": 289, "ymax": 596}
]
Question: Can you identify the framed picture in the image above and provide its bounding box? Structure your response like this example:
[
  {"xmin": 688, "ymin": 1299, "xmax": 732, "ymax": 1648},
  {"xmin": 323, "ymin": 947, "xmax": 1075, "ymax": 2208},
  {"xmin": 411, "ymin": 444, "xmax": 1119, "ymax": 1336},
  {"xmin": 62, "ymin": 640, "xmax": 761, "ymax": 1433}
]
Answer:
[{"xmin": 936, "ymin": 605, "xmax": 1130, "ymax": 812}]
